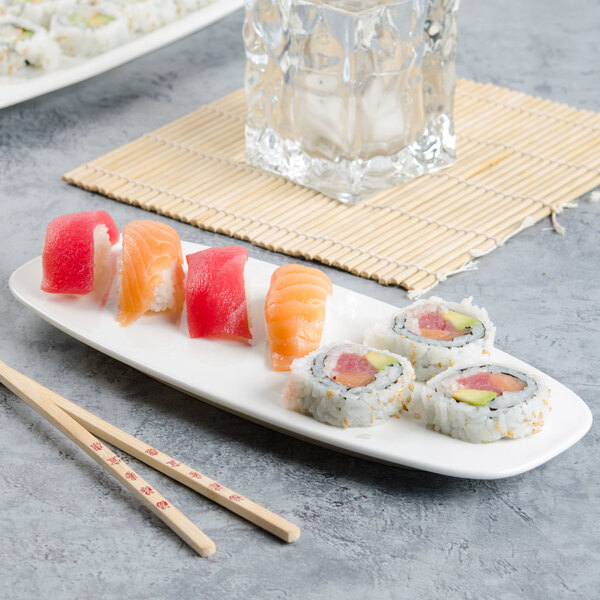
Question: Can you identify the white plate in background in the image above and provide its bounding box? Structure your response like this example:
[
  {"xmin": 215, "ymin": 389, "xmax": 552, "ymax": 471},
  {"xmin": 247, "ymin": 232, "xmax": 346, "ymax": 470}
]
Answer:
[
  {"xmin": 0, "ymin": 0, "xmax": 243, "ymax": 109},
  {"xmin": 9, "ymin": 240, "xmax": 593, "ymax": 479}
]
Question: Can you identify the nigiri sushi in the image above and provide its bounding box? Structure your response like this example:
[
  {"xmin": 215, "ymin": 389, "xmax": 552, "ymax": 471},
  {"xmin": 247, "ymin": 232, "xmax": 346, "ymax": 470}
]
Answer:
[
  {"xmin": 41, "ymin": 210, "xmax": 119, "ymax": 296},
  {"xmin": 265, "ymin": 264, "xmax": 332, "ymax": 371},
  {"xmin": 117, "ymin": 220, "xmax": 184, "ymax": 326},
  {"xmin": 185, "ymin": 246, "xmax": 252, "ymax": 343}
]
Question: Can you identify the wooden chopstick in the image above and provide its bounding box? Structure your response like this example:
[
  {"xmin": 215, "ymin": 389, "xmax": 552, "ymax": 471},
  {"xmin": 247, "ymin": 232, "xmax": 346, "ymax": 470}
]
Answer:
[
  {"xmin": 0, "ymin": 360, "xmax": 301, "ymax": 543},
  {"xmin": 0, "ymin": 360, "xmax": 216, "ymax": 557},
  {"xmin": 56, "ymin": 394, "xmax": 301, "ymax": 543}
]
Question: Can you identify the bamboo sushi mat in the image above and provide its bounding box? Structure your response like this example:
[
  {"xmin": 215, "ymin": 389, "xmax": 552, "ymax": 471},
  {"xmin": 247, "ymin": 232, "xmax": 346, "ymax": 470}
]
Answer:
[{"xmin": 64, "ymin": 79, "xmax": 600, "ymax": 293}]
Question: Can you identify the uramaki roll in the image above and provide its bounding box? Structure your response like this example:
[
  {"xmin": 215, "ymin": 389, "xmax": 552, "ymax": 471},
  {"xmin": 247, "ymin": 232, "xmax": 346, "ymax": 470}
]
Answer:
[
  {"xmin": 421, "ymin": 364, "xmax": 550, "ymax": 443},
  {"xmin": 364, "ymin": 296, "xmax": 495, "ymax": 381}
]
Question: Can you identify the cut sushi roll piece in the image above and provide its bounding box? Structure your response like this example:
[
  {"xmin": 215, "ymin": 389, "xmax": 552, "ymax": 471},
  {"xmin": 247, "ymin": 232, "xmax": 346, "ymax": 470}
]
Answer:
[
  {"xmin": 50, "ymin": 4, "xmax": 129, "ymax": 57},
  {"xmin": 421, "ymin": 364, "xmax": 550, "ymax": 443},
  {"xmin": 0, "ymin": 40, "xmax": 23, "ymax": 75},
  {"xmin": 5, "ymin": 0, "xmax": 74, "ymax": 28},
  {"xmin": 0, "ymin": 17, "xmax": 61, "ymax": 73},
  {"xmin": 117, "ymin": 220, "xmax": 185, "ymax": 326},
  {"xmin": 364, "ymin": 296, "xmax": 495, "ymax": 381},
  {"xmin": 265, "ymin": 264, "xmax": 333, "ymax": 371},
  {"xmin": 185, "ymin": 246, "xmax": 252, "ymax": 343},
  {"xmin": 285, "ymin": 342, "xmax": 415, "ymax": 428},
  {"xmin": 173, "ymin": 0, "xmax": 211, "ymax": 15},
  {"xmin": 41, "ymin": 210, "xmax": 119, "ymax": 297},
  {"xmin": 96, "ymin": 0, "xmax": 176, "ymax": 33}
]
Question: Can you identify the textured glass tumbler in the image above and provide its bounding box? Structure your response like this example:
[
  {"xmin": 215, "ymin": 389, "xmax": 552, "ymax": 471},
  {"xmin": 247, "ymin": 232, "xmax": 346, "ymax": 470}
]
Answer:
[{"xmin": 243, "ymin": 0, "xmax": 459, "ymax": 204}]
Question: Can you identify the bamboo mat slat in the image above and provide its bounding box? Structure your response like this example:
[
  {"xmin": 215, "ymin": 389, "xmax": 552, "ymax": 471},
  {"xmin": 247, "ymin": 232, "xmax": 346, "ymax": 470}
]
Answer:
[{"xmin": 63, "ymin": 79, "xmax": 600, "ymax": 292}]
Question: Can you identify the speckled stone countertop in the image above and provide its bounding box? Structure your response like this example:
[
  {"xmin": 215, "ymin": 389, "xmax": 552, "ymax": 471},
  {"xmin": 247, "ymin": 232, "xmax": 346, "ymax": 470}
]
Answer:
[{"xmin": 1, "ymin": 1, "xmax": 599, "ymax": 598}]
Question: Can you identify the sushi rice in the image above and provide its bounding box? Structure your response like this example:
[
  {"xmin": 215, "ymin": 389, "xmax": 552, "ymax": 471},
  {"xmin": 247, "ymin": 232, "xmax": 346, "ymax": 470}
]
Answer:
[
  {"xmin": 421, "ymin": 364, "xmax": 550, "ymax": 443},
  {"xmin": 0, "ymin": 16, "xmax": 60, "ymax": 72},
  {"xmin": 173, "ymin": 0, "xmax": 211, "ymax": 15},
  {"xmin": 5, "ymin": 0, "xmax": 74, "ymax": 28},
  {"xmin": 364, "ymin": 296, "xmax": 495, "ymax": 381},
  {"xmin": 94, "ymin": 0, "xmax": 177, "ymax": 33},
  {"xmin": 284, "ymin": 342, "xmax": 415, "ymax": 428},
  {"xmin": 50, "ymin": 4, "xmax": 129, "ymax": 57}
]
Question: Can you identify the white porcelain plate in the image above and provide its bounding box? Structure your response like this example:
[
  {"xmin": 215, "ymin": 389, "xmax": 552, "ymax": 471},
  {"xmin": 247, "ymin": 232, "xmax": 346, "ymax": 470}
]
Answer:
[
  {"xmin": 9, "ymin": 240, "xmax": 592, "ymax": 479},
  {"xmin": 0, "ymin": 0, "xmax": 243, "ymax": 109}
]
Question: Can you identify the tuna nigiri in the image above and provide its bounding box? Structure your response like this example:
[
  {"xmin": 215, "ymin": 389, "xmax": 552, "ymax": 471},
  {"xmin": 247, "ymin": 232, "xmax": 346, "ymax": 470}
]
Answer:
[
  {"xmin": 185, "ymin": 246, "xmax": 252, "ymax": 343},
  {"xmin": 41, "ymin": 210, "xmax": 119, "ymax": 296},
  {"xmin": 117, "ymin": 220, "xmax": 185, "ymax": 327},
  {"xmin": 265, "ymin": 264, "xmax": 333, "ymax": 371}
]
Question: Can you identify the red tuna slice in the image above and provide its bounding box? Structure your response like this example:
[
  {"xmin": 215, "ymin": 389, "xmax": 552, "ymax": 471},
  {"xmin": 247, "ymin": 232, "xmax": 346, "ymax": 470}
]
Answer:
[
  {"xmin": 332, "ymin": 353, "xmax": 378, "ymax": 388},
  {"xmin": 457, "ymin": 373, "xmax": 504, "ymax": 396},
  {"xmin": 41, "ymin": 210, "xmax": 119, "ymax": 294},
  {"xmin": 418, "ymin": 311, "xmax": 460, "ymax": 340},
  {"xmin": 186, "ymin": 246, "xmax": 252, "ymax": 343}
]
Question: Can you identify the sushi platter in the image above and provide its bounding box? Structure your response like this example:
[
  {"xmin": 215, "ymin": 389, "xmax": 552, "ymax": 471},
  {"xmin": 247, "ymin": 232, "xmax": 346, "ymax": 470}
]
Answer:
[
  {"xmin": 10, "ymin": 238, "xmax": 592, "ymax": 480},
  {"xmin": 0, "ymin": 0, "xmax": 244, "ymax": 110}
]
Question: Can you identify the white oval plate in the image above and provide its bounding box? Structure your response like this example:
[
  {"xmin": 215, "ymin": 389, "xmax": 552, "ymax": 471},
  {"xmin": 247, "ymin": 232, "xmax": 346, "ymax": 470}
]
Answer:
[
  {"xmin": 0, "ymin": 0, "xmax": 243, "ymax": 109},
  {"xmin": 9, "ymin": 240, "xmax": 592, "ymax": 479}
]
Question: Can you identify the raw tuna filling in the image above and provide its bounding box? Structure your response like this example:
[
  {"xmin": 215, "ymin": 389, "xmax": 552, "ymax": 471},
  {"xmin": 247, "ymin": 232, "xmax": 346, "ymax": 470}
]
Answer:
[
  {"xmin": 435, "ymin": 366, "xmax": 536, "ymax": 409},
  {"xmin": 330, "ymin": 353, "xmax": 378, "ymax": 388},
  {"xmin": 394, "ymin": 307, "xmax": 485, "ymax": 348},
  {"xmin": 456, "ymin": 372, "xmax": 526, "ymax": 396},
  {"xmin": 311, "ymin": 346, "xmax": 403, "ymax": 392},
  {"xmin": 418, "ymin": 311, "xmax": 472, "ymax": 341}
]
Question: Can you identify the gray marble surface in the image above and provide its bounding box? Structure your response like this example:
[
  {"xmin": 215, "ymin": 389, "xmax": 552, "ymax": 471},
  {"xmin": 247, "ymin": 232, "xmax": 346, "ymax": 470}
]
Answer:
[{"xmin": 1, "ymin": 1, "xmax": 599, "ymax": 598}]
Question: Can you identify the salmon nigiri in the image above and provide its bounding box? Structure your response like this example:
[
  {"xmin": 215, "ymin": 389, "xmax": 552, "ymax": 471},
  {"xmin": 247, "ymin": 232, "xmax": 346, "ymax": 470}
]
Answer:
[
  {"xmin": 265, "ymin": 264, "xmax": 333, "ymax": 371},
  {"xmin": 117, "ymin": 220, "xmax": 185, "ymax": 327}
]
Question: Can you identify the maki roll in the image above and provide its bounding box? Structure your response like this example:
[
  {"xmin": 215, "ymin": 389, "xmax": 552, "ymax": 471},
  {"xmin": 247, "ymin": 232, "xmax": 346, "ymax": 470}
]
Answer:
[
  {"xmin": 364, "ymin": 297, "xmax": 495, "ymax": 381},
  {"xmin": 0, "ymin": 16, "xmax": 61, "ymax": 74},
  {"xmin": 50, "ymin": 4, "xmax": 129, "ymax": 57},
  {"xmin": 173, "ymin": 0, "xmax": 211, "ymax": 15},
  {"xmin": 284, "ymin": 342, "xmax": 415, "ymax": 428},
  {"xmin": 421, "ymin": 364, "xmax": 550, "ymax": 443},
  {"xmin": 5, "ymin": 0, "xmax": 74, "ymax": 28},
  {"xmin": 97, "ymin": 0, "xmax": 176, "ymax": 33}
]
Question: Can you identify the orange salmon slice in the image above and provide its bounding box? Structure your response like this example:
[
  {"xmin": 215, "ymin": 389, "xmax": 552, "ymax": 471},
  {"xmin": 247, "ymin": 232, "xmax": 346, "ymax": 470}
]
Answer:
[
  {"xmin": 265, "ymin": 264, "xmax": 332, "ymax": 371},
  {"xmin": 489, "ymin": 372, "xmax": 526, "ymax": 392},
  {"xmin": 117, "ymin": 220, "xmax": 184, "ymax": 327}
]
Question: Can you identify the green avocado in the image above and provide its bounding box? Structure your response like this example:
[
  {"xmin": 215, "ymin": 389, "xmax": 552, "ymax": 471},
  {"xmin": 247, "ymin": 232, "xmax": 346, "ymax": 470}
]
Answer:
[
  {"xmin": 67, "ymin": 13, "xmax": 86, "ymax": 26},
  {"xmin": 89, "ymin": 13, "xmax": 114, "ymax": 28},
  {"xmin": 19, "ymin": 29, "xmax": 34, "ymax": 41},
  {"xmin": 67, "ymin": 12, "xmax": 114, "ymax": 28},
  {"xmin": 444, "ymin": 310, "xmax": 480, "ymax": 331},
  {"xmin": 365, "ymin": 351, "xmax": 398, "ymax": 371},
  {"xmin": 451, "ymin": 389, "xmax": 497, "ymax": 406}
]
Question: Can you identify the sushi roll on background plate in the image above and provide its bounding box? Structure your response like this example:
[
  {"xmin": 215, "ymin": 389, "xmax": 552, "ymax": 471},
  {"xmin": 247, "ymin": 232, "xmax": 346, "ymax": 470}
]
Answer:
[
  {"xmin": 421, "ymin": 364, "xmax": 551, "ymax": 443},
  {"xmin": 5, "ymin": 0, "xmax": 74, "ymax": 28},
  {"xmin": 364, "ymin": 296, "xmax": 495, "ymax": 381},
  {"xmin": 95, "ymin": 0, "xmax": 177, "ymax": 34},
  {"xmin": 173, "ymin": 0, "xmax": 212, "ymax": 15},
  {"xmin": 284, "ymin": 342, "xmax": 415, "ymax": 428},
  {"xmin": 0, "ymin": 16, "xmax": 61, "ymax": 73},
  {"xmin": 50, "ymin": 4, "xmax": 130, "ymax": 57}
]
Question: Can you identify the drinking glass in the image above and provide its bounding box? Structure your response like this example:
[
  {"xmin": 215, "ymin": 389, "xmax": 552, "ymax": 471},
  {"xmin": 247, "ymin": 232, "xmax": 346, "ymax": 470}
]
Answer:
[{"xmin": 243, "ymin": 0, "xmax": 459, "ymax": 204}]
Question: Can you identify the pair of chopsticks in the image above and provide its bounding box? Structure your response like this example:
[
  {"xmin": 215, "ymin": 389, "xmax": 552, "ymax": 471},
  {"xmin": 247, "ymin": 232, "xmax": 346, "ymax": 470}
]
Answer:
[{"xmin": 0, "ymin": 360, "xmax": 300, "ymax": 557}]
